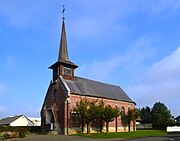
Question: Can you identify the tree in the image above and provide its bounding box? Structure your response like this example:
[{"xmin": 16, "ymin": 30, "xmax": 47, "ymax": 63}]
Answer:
[
  {"xmin": 103, "ymin": 105, "xmax": 119, "ymax": 133},
  {"xmin": 114, "ymin": 106, "xmax": 120, "ymax": 132},
  {"xmin": 127, "ymin": 108, "xmax": 140, "ymax": 131},
  {"xmin": 140, "ymin": 106, "xmax": 152, "ymax": 124},
  {"xmin": 76, "ymin": 99, "xmax": 120, "ymax": 133},
  {"xmin": 75, "ymin": 98, "xmax": 98, "ymax": 134},
  {"xmin": 96, "ymin": 100, "xmax": 105, "ymax": 133},
  {"xmin": 75, "ymin": 98, "xmax": 88, "ymax": 133},
  {"xmin": 151, "ymin": 102, "xmax": 173, "ymax": 124}
]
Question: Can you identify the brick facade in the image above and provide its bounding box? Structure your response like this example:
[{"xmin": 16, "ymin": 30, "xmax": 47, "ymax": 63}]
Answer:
[{"xmin": 41, "ymin": 80, "xmax": 135, "ymax": 135}]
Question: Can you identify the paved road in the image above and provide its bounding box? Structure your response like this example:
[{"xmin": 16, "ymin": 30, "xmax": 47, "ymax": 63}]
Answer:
[{"xmin": 0, "ymin": 134, "xmax": 180, "ymax": 141}]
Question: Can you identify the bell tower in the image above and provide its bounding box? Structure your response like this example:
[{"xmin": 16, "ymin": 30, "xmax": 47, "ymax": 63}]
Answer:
[{"xmin": 49, "ymin": 6, "xmax": 78, "ymax": 81}]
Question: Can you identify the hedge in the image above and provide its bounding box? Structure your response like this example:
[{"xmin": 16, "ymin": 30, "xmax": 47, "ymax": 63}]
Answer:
[
  {"xmin": 0, "ymin": 126, "xmax": 41, "ymax": 134},
  {"xmin": 152, "ymin": 122, "xmax": 180, "ymax": 130}
]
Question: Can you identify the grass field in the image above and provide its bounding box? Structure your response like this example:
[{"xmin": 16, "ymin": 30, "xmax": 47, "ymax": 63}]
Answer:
[{"xmin": 73, "ymin": 130, "xmax": 167, "ymax": 139}]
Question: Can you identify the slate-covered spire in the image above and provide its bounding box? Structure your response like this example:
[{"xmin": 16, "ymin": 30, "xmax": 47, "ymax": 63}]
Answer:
[
  {"xmin": 58, "ymin": 19, "xmax": 69, "ymax": 61},
  {"xmin": 49, "ymin": 6, "xmax": 78, "ymax": 81}
]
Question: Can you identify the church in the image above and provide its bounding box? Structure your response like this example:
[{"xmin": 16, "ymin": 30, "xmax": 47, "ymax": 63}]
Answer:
[{"xmin": 41, "ymin": 16, "xmax": 136, "ymax": 135}]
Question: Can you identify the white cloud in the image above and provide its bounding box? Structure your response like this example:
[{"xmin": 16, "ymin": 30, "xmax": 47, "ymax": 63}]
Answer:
[
  {"xmin": 145, "ymin": 0, "xmax": 180, "ymax": 15},
  {"xmin": 128, "ymin": 46, "xmax": 180, "ymax": 117},
  {"xmin": 76, "ymin": 32, "xmax": 159, "ymax": 84},
  {"xmin": 145, "ymin": 47, "xmax": 180, "ymax": 84},
  {"xmin": 76, "ymin": 57, "xmax": 122, "ymax": 82},
  {"xmin": 69, "ymin": 15, "xmax": 126, "ymax": 41},
  {"xmin": 0, "ymin": 1, "xmax": 55, "ymax": 28}
]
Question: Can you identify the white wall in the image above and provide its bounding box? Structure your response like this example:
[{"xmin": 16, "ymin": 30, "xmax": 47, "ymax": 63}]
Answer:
[
  {"xmin": 167, "ymin": 126, "xmax": 180, "ymax": 132},
  {"xmin": 28, "ymin": 117, "xmax": 41, "ymax": 126},
  {"xmin": 10, "ymin": 115, "xmax": 34, "ymax": 126}
]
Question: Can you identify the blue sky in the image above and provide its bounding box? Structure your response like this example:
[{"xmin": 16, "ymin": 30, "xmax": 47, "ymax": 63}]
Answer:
[{"xmin": 0, "ymin": 0, "xmax": 180, "ymax": 118}]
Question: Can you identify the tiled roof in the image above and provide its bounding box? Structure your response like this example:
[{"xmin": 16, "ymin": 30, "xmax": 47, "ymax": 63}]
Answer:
[
  {"xmin": 0, "ymin": 115, "xmax": 22, "ymax": 126},
  {"xmin": 175, "ymin": 115, "xmax": 180, "ymax": 121},
  {"xmin": 65, "ymin": 76, "xmax": 134, "ymax": 103}
]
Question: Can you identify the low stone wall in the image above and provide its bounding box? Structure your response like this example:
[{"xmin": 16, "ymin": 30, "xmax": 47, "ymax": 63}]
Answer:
[{"xmin": 136, "ymin": 123, "xmax": 152, "ymax": 129}]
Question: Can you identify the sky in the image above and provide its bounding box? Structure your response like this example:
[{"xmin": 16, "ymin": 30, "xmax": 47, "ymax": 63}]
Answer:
[{"xmin": 0, "ymin": 0, "xmax": 180, "ymax": 118}]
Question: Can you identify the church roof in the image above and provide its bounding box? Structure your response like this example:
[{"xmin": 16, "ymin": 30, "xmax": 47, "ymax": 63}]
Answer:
[{"xmin": 64, "ymin": 76, "xmax": 135, "ymax": 103}]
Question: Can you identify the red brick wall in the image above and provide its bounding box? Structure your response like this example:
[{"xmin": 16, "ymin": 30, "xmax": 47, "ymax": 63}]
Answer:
[
  {"xmin": 68, "ymin": 94, "xmax": 135, "ymax": 133},
  {"xmin": 41, "ymin": 79, "xmax": 68, "ymax": 134}
]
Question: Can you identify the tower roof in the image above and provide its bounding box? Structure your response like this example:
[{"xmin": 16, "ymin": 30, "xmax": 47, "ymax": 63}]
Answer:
[
  {"xmin": 58, "ymin": 19, "xmax": 69, "ymax": 61},
  {"xmin": 49, "ymin": 18, "xmax": 78, "ymax": 69}
]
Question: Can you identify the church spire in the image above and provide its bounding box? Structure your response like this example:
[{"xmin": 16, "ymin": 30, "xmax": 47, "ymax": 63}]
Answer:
[
  {"xmin": 49, "ymin": 5, "xmax": 78, "ymax": 81},
  {"xmin": 58, "ymin": 19, "xmax": 69, "ymax": 61},
  {"xmin": 58, "ymin": 5, "xmax": 69, "ymax": 61}
]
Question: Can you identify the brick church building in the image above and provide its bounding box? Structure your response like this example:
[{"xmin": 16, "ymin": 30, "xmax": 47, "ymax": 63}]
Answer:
[{"xmin": 41, "ymin": 17, "xmax": 136, "ymax": 135}]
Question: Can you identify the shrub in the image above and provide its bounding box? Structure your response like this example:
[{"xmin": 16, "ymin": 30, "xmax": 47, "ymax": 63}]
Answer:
[
  {"xmin": 18, "ymin": 128, "xmax": 25, "ymax": 138},
  {"xmin": 3, "ymin": 133, "xmax": 10, "ymax": 139},
  {"xmin": 11, "ymin": 132, "xmax": 19, "ymax": 138},
  {"xmin": 0, "ymin": 126, "xmax": 41, "ymax": 134}
]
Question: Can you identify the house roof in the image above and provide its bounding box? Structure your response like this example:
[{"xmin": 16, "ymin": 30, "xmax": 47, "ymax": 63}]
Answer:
[
  {"xmin": 0, "ymin": 115, "xmax": 22, "ymax": 126},
  {"xmin": 175, "ymin": 115, "xmax": 180, "ymax": 121},
  {"xmin": 65, "ymin": 76, "xmax": 135, "ymax": 103}
]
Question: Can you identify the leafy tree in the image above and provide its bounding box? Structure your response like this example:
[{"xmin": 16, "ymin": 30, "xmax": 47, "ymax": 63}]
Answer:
[
  {"xmin": 75, "ymin": 98, "xmax": 98, "ymax": 134},
  {"xmin": 151, "ymin": 102, "xmax": 173, "ymax": 124},
  {"xmin": 75, "ymin": 98, "xmax": 88, "ymax": 133},
  {"xmin": 103, "ymin": 105, "xmax": 119, "ymax": 133},
  {"xmin": 76, "ymin": 99, "xmax": 120, "ymax": 133},
  {"xmin": 114, "ymin": 106, "xmax": 120, "ymax": 132},
  {"xmin": 96, "ymin": 100, "xmax": 105, "ymax": 133},
  {"xmin": 127, "ymin": 108, "xmax": 140, "ymax": 131},
  {"xmin": 140, "ymin": 106, "xmax": 152, "ymax": 124}
]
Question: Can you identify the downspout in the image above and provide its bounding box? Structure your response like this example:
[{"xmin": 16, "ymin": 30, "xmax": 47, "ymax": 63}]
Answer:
[
  {"xmin": 66, "ymin": 97, "xmax": 70, "ymax": 135},
  {"xmin": 67, "ymin": 91, "xmax": 70, "ymax": 135}
]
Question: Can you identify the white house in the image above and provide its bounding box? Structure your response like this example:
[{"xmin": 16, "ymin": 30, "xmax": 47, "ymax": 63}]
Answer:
[
  {"xmin": 0, "ymin": 115, "xmax": 34, "ymax": 127},
  {"xmin": 28, "ymin": 117, "xmax": 41, "ymax": 126}
]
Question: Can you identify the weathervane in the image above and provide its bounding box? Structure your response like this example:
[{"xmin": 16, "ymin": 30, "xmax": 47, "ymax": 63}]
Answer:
[{"xmin": 62, "ymin": 5, "xmax": 65, "ymax": 20}]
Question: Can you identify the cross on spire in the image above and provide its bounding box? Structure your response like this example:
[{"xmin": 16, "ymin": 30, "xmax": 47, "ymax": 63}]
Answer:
[{"xmin": 62, "ymin": 5, "xmax": 65, "ymax": 20}]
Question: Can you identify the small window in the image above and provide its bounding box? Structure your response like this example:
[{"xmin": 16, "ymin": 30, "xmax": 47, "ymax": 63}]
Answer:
[
  {"xmin": 71, "ymin": 112, "xmax": 79, "ymax": 124},
  {"xmin": 63, "ymin": 67, "xmax": 72, "ymax": 76},
  {"xmin": 57, "ymin": 67, "xmax": 59, "ymax": 75},
  {"xmin": 53, "ymin": 89, "xmax": 58, "ymax": 101},
  {"xmin": 53, "ymin": 67, "xmax": 59, "ymax": 78},
  {"xmin": 121, "ymin": 106, "xmax": 126, "ymax": 121}
]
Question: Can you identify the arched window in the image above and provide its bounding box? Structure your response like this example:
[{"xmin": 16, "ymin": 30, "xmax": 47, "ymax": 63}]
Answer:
[
  {"xmin": 120, "ymin": 106, "xmax": 125, "ymax": 121},
  {"xmin": 53, "ymin": 89, "xmax": 58, "ymax": 101}
]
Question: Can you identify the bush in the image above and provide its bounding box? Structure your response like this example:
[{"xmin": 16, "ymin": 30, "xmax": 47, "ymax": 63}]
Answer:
[
  {"xmin": 19, "ymin": 130, "xmax": 25, "ymax": 138},
  {"xmin": 3, "ymin": 133, "xmax": 10, "ymax": 139},
  {"xmin": 152, "ymin": 122, "xmax": 180, "ymax": 130},
  {"xmin": 0, "ymin": 126, "xmax": 41, "ymax": 139},
  {"xmin": 0, "ymin": 126, "xmax": 41, "ymax": 134}
]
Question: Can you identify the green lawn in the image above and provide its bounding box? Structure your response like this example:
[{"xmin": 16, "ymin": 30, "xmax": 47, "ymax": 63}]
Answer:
[{"xmin": 73, "ymin": 130, "xmax": 167, "ymax": 139}]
